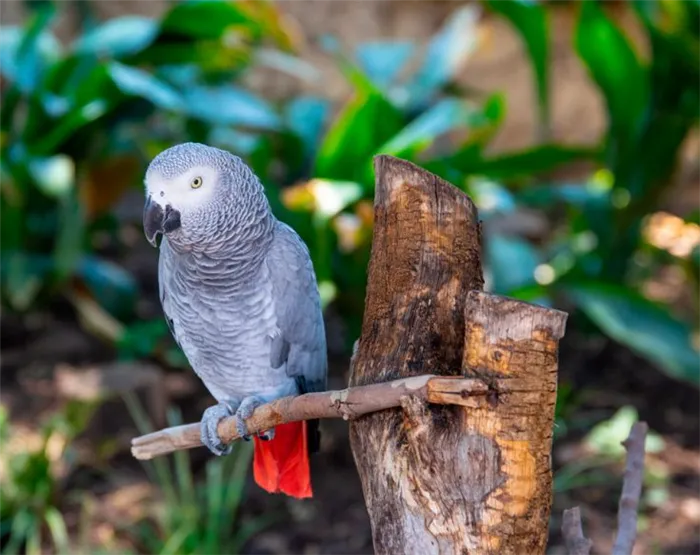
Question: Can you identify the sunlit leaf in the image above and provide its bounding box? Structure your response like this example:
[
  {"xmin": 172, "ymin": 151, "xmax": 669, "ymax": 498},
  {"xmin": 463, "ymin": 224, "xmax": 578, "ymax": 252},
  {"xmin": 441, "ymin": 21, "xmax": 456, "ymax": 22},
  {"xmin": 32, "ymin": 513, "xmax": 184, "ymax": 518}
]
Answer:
[
  {"xmin": 282, "ymin": 179, "xmax": 364, "ymax": 220},
  {"xmin": 73, "ymin": 16, "xmax": 158, "ymax": 57},
  {"xmin": 564, "ymin": 282, "xmax": 700, "ymax": 385},
  {"xmin": 28, "ymin": 155, "xmax": 75, "ymax": 197}
]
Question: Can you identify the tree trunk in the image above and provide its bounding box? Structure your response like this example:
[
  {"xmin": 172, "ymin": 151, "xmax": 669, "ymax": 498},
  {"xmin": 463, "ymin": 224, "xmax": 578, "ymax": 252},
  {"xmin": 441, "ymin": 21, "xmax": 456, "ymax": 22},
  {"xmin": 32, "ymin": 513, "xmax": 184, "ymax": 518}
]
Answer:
[{"xmin": 349, "ymin": 155, "xmax": 567, "ymax": 555}]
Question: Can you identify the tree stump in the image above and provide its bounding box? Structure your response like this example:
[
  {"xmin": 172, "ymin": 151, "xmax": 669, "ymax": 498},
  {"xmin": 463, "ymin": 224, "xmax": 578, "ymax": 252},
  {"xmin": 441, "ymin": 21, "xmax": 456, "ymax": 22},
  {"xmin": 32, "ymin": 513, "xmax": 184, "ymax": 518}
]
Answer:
[{"xmin": 349, "ymin": 155, "xmax": 567, "ymax": 555}]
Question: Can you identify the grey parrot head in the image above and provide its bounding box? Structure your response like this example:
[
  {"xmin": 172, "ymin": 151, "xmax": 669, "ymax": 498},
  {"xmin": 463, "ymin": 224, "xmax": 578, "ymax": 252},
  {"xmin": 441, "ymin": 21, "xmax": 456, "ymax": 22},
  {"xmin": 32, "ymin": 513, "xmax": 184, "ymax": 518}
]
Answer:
[{"xmin": 143, "ymin": 142, "xmax": 270, "ymax": 250}]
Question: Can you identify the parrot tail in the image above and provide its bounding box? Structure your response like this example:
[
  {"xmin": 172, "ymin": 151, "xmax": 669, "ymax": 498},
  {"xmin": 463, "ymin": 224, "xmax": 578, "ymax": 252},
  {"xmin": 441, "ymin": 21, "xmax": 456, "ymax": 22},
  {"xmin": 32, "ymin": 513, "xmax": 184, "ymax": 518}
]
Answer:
[{"xmin": 253, "ymin": 421, "xmax": 312, "ymax": 499}]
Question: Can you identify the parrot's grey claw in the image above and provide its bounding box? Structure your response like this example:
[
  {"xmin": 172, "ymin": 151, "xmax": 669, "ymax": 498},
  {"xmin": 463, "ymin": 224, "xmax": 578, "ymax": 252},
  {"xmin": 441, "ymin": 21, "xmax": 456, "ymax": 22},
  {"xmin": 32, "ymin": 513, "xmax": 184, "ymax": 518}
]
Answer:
[
  {"xmin": 257, "ymin": 429, "xmax": 275, "ymax": 441},
  {"xmin": 235, "ymin": 396, "xmax": 267, "ymax": 441},
  {"xmin": 200, "ymin": 402, "xmax": 235, "ymax": 456}
]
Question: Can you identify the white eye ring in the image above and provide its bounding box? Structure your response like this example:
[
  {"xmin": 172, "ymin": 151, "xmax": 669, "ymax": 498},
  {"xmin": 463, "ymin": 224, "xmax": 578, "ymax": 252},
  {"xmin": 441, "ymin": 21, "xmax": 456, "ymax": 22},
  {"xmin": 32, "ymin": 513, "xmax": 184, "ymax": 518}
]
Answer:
[{"xmin": 191, "ymin": 176, "xmax": 203, "ymax": 189}]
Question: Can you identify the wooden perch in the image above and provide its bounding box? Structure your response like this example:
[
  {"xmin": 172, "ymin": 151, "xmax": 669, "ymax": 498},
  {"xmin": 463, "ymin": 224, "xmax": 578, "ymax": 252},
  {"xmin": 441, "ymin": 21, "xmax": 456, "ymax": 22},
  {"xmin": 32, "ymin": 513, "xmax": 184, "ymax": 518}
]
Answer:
[
  {"xmin": 130, "ymin": 155, "xmax": 570, "ymax": 555},
  {"xmin": 349, "ymin": 156, "xmax": 567, "ymax": 555},
  {"xmin": 131, "ymin": 375, "xmax": 492, "ymax": 460}
]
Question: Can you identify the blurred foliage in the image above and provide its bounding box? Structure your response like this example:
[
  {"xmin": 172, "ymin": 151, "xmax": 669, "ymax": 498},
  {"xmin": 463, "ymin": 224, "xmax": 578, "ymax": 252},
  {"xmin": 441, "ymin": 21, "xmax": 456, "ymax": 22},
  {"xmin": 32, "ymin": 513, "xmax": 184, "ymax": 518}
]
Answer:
[
  {"xmin": 556, "ymin": 406, "xmax": 671, "ymax": 511},
  {"xmin": 1, "ymin": 0, "xmax": 698, "ymax": 553},
  {"xmin": 0, "ymin": 0, "xmax": 302, "ymax": 321},
  {"xmin": 124, "ymin": 398, "xmax": 268, "ymax": 555},
  {"xmin": 0, "ymin": 402, "xmax": 96, "ymax": 554},
  {"xmin": 1, "ymin": 0, "xmax": 697, "ymax": 377}
]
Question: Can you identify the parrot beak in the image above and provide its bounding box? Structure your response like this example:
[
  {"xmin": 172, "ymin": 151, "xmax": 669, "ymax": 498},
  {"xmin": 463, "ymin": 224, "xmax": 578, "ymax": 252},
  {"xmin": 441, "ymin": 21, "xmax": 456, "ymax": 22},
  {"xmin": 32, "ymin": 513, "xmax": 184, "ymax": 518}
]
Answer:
[{"xmin": 143, "ymin": 195, "xmax": 181, "ymax": 247}]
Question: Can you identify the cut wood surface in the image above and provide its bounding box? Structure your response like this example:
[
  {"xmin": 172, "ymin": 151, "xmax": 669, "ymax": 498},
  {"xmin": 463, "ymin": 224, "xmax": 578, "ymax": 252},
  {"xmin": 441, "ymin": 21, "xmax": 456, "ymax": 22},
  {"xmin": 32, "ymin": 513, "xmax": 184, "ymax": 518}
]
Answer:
[{"xmin": 349, "ymin": 155, "xmax": 567, "ymax": 555}]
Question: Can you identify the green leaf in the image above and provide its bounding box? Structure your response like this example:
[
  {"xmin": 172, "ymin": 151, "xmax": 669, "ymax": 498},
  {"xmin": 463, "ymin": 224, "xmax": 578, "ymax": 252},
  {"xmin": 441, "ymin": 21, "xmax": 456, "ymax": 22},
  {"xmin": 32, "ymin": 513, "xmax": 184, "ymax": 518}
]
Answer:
[
  {"xmin": 408, "ymin": 4, "xmax": 481, "ymax": 107},
  {"xmin": 54, "ymin": 191, "xmax": 84, "ymax": 282},
  {"xmin": 314, "ymin": 88, "xmax": 404, "ymax": 184},
  {"xmin": 575, "ymin": 0, "xmax": 649, "ymax": 147},
  {"xmin": 447, "ymin": 144, "xmax": 599, "ymax": 181},
  {"xmin": 284, "ymin": 96, "xmax": 329, "ymax": 154},
  {"xmin": 486, "ymin": 234, "xmax": 540, "ymax": 294},
  {"xmin": 378, "ymin": 98, "xmax": 481, "ymax": 159},
  {"xmin": 73, "ymin": 16, "xmax": 158, "ymax": 58},
  {"xmin": 355, "ymin": 41, "xmax": 415, "ymax": 90},
  {"xmin": 563, "ymin": 282, "xmax": 700, "ymax": 385},
  {"xmin": 107, "ymin": 62, "xmax": 183, "ymax": 110},
  {"xmin": 159, "ymin": 0, "xmax": 256, "ymax": 40},
  {"xmin": 182, "ymin": 85, "xmax": 280, "ymax": 130},
  {"xmin": 488, "ymin": 0, "xmax": 550, "ymax": 131}
]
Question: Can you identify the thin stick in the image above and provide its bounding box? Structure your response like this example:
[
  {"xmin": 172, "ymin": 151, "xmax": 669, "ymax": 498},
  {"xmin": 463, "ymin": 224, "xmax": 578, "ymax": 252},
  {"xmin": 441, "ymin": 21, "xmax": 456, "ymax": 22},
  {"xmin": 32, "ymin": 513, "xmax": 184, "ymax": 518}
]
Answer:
[
  {"xmin": 612, "ymin": 421, "xmax": 649, "ymax": 555},
  {"xmin": 131, "ymin": 375, "xmax": 490, "ymax": 460},
  {"xmin": 561, "ymin": 507, "xmax": 593, "ymax": 555}
]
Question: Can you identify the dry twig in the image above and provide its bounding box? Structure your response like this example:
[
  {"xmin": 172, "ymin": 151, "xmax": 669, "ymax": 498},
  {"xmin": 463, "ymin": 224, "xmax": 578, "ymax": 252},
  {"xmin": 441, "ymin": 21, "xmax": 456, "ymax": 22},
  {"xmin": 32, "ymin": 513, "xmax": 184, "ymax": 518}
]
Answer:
[
  {"xmin": 612, "ymin": 421, "xmax": 649, "ymax": 555},
  {"xmin": 131, "ymin": 375, "xmax": 490, "ymax": 460},
  {"xmin": 561, "ymin": 507, "xmax": 593, "ymax": 555}
]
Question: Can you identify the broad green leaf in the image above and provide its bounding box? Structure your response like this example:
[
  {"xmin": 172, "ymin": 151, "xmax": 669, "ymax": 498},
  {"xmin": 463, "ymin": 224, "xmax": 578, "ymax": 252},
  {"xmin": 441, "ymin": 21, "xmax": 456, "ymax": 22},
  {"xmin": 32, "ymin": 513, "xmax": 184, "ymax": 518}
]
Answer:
[
  {"xmin": 314, "ymin": 88, "xmax": 404, "ymax": 184},
  {"xmin": 486, "ymin": 234, "xmax": 540, "ymax": 294},
  {"xmin": 159, "ymin": 0, "xmax": 255, "ymax": 40},
  {"xmin": 107, "ymin": 62, "xmax": 183, "ymax": 110},
  {"xmin": 355, "ymin": 41, "xmax": 415, "ymax": 90},
  {"xmin": 448, "ymin": 144, "xmax": 599, "ymax": 181},
  {"xmin": 488, "ymin": 0, "xmax": 550, "ymax": 130},
  {"xmin": 575, "ymin": 1, "xmax": 649, "ymax": 147},
  {"xmin": 408, "ymin": 4, "xmax": 481, "ymax": 106},
  {"xmin": 182, "ymin": 85, "xmax": 280, "ymax": 129},
  {"xmin": 378, "ymin": 98, "xmax": 481, "ymax": 158},
  {"xmin": 564, "ymin": 282, "xmax": 699, "ymax": 385},
  {"xmin": 73, "ymin": 16, "xmax": 158, "ymax": 57}
]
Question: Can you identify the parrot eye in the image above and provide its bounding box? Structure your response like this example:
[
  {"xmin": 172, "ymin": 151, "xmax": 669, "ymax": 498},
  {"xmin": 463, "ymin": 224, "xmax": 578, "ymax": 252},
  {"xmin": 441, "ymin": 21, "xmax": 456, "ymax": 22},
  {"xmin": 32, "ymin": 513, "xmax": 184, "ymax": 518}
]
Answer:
[{"xmin": 190, "ymin": 176, "xmax": 203, "ymax": 189}]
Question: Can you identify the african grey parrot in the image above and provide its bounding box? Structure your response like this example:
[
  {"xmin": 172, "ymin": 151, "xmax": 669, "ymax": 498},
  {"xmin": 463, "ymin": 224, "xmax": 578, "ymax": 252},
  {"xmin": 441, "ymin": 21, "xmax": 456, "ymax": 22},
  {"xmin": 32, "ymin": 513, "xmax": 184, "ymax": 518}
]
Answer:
[{"xmin": 142, "ymin": 142, "xmax": 327, "ymax": 498}]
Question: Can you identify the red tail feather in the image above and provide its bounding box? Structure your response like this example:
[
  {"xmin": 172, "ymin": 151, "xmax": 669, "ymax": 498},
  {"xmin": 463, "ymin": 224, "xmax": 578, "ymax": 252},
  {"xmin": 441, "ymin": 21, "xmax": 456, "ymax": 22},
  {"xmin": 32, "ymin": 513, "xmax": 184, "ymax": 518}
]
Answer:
[{"xmin": 252, "ymin": 421, "xmax": 312, "ymax": 498}]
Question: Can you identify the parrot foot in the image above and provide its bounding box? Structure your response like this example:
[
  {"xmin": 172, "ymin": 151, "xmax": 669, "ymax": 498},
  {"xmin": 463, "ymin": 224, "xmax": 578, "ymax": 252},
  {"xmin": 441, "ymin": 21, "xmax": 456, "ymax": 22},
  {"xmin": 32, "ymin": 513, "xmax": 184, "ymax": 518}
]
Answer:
[
  {"xmin": 200, "ymin": 402, "xmax": 235, "ymax": 456},
  {"xmin": 235, "ymin": 396, "xmax": 275, "ymax": 441}
]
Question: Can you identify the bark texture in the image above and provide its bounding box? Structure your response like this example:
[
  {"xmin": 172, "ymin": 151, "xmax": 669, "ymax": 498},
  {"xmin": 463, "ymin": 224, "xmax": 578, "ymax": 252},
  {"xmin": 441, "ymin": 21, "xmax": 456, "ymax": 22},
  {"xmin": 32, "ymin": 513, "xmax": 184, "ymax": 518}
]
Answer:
[{"xmin": 349, "ymin": 155, "xmax": 567, "ymax": 555}]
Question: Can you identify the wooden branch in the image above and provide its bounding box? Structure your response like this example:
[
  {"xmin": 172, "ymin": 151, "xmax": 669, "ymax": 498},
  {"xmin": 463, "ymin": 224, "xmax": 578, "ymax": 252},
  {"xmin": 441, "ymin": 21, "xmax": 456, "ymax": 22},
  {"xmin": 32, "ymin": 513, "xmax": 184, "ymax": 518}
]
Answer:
[
  {"xmin": 349, "ymin": 155, "xmax": 568, "ymax": 555},
  {"xmin": 612, "ymin": 421, "xmax": 648, "ymax": 555},
  {"xmin": 130, "ymin": 375, "xmax": 490, "ymax": 460},
  {"xmin": 562, "ymin": 507, "xmax": 593, "ymax": 555}
]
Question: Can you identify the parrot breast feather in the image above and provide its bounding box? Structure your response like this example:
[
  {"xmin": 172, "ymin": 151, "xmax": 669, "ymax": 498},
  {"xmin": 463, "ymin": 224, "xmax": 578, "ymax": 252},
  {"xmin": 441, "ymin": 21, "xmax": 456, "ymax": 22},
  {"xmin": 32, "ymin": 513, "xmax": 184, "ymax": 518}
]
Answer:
[{"xmin": 266, "ymin": 222, "xmax": 327, "ymax": 395}]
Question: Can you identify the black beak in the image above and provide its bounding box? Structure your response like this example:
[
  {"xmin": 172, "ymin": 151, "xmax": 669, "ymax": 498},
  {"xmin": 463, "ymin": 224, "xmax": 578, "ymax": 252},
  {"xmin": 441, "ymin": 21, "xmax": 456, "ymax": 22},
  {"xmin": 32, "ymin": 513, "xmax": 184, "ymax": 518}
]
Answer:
[{"xmin": 143, "ymin": 195, "xmax": 181, "ymax": 247}]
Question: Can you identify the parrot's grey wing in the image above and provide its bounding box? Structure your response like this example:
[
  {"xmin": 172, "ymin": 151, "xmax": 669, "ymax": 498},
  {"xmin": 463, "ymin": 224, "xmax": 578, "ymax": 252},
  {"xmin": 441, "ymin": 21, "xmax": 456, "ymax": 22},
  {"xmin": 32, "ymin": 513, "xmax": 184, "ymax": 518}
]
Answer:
[
  {"xmin": 158, "ymin": 241, "xmax": 182, "ymax": 350},
  {"xmin": 266, "ymin": 222, "xmax": 327, "ymax": 395}
]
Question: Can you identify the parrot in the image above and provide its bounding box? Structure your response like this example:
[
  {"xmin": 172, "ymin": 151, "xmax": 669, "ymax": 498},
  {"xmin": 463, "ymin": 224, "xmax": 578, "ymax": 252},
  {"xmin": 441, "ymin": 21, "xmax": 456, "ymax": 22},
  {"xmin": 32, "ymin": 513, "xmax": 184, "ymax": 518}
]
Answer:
[{"xmin": 142, "ymin": 142, "xmax": 327, "ymax": 499}]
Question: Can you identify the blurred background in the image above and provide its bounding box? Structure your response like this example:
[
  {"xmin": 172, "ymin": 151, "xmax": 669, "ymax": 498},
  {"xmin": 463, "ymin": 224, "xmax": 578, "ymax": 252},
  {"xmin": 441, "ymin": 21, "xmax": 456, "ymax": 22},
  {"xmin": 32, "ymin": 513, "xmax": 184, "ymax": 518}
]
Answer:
[{"xmin": 1, "ymin": 0, "xmax": 698, "ymax": 553}]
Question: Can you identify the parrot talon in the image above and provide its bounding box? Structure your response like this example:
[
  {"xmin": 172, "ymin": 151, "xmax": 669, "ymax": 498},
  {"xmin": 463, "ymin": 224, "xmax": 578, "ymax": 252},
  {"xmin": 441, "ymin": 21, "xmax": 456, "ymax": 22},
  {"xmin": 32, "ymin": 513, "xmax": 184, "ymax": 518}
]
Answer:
[
  {"xmin": 200, "ymin": 402, "xmax": 236, "ymax": 456},
  {"xmin": 257, "ymin": 429, "xmax": 275, "ymax": 441},
  {"xmin": 235, "ymin": 396, "xmax": 268, "ymax": 441}
]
